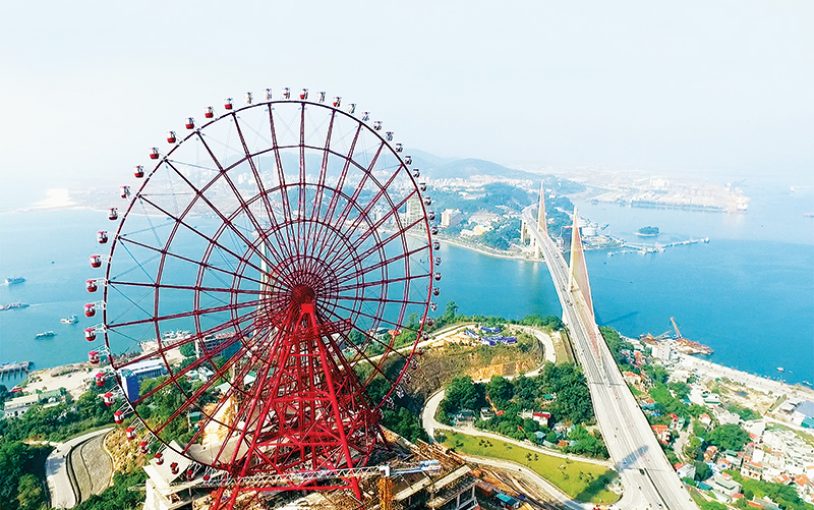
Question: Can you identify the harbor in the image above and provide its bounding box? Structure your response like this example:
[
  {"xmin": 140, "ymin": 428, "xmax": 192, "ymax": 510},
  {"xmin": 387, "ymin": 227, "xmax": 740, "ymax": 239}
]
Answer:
[{"xmin": 0, "ymin": 361, "xmax": 32, "ymax": 380}]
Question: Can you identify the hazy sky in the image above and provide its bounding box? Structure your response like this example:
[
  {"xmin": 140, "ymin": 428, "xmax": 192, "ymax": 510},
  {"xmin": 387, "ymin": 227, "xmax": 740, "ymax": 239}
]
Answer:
[{"xmin": 1, "ymin": 0, "xmax": 812, "ymax": 200}]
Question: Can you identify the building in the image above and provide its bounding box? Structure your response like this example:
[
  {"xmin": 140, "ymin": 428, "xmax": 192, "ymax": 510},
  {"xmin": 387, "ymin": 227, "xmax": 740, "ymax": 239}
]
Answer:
[
  {"xmin": 651, "ymin": 342, "xmax": 675, "ymax": 363},
  {"xmin": 709, "ymin": 473, "xmax": 742, "ymax": 502},
  {"xmin": 622, "ymin": 371, "xmax": 643, "ymax": 388},
  {"xmin": 651, "ymin": 424, "xmax": 671, "ymax": 445},
  {"xmin": 120, "ymin": 358, "xmax": 168, "ymax": 401},
  {"xmin": 440, "ymin": 209, "xmax": 462, "ymax": 228},
  {"xmin": 404, "ymin": 195, "xmax": 424, "ymax": 225},
  {"xmin": 792, "ymin": 400, "xmax": 814, "ymax": 428},
  {"xmin": 520, "ymin": 410, "xmax": 552, "ymax": 427},
  {"xmin": 2, "ymin": 389, "xmax": 64, "ymax": 419},
  {"xmin": 676, "ymin": 463, "xmax": 697, "ymax": 480}
]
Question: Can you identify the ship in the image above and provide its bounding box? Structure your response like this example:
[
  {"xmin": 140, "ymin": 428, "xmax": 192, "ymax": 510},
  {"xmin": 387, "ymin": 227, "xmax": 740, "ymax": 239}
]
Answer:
[
  {"xmin": 639, "ymin": 317, "xmax": 714, "ymax": 356},
  {"xmin": 635, "ymin": 226, "xmax": 660, "ymax": 238},
  {"xmin": 34, "ymin": 331, "xmax": 57, "ymax": 339},
  {"xmin": 4, "ymin": 276, "xmax": 26, "ymax": 286},
  {"xmin": 60, "ymin": 314, "xmax": 79, "ymax": 325},
  {"xmin": 0, "ymin": 302, "xmax": 30, "ymax": 311}
]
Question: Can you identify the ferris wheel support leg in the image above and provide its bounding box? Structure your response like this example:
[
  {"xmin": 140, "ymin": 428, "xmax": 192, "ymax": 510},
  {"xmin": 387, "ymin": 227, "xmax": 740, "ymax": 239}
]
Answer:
[{"xmin": 306, "ymin": 302, "xmax": 365, "ymax": 500}]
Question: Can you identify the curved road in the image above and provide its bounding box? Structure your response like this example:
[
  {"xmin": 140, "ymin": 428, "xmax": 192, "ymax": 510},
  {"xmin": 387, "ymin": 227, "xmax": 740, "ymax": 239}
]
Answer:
[{"xmin": 46, "ymin": 427, "xmax": 113, "ymax": 509}]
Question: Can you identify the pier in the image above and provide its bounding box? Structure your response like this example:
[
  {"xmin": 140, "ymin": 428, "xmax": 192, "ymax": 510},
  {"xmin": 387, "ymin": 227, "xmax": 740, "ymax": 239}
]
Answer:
[{"xmin": 0, "ymin": 361, "xmax": 31, "ymax": 380}]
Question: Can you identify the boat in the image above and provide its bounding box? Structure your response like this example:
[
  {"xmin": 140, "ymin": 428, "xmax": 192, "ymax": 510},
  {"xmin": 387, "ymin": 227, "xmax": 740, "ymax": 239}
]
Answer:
[
  {"xmin": 777, "ymin": 367, "xmax": 785, "ymax": 373},
  {"xmin": 60, "ymin": 315, "xmax": 79, "ymax": 325},
  {"xmin": 635, "ymin": 226, "xmax": 660, "ymax": 238},
  {"xmin": 4, "ymin": 276, "xmax": 26, "ymax": 285},
  {"xmin": 34, "ymin": 331, "xmax": 57, "ymax": 339},
  {"xmin": 0, "ymin": 302, "xmax": 30, "ymax": 311}
]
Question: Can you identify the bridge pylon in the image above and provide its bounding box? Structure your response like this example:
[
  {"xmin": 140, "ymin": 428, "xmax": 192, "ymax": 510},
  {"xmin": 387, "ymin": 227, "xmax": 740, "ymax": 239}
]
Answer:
[{"xmin": 568, "ymin": 207, "xmax": 594, "ymax": 318}]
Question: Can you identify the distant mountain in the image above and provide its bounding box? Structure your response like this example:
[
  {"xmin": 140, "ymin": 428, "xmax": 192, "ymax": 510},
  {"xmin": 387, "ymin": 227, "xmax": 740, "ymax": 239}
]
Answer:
[{"xmin": 412, "ymin": 154, "xmax": 544, "ymax": 182}]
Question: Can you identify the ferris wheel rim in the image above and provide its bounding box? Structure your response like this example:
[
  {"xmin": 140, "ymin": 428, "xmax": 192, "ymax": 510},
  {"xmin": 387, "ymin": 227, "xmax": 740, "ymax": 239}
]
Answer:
[{"xmin": 95, "ymin": 92, "xmax": 437, "ymax": 475}]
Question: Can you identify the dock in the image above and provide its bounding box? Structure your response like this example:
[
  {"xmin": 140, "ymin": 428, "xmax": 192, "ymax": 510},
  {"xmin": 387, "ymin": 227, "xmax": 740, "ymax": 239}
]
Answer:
[{"xmin": 0, "ymin": 361, "xmax": 32, "ymax": 380}]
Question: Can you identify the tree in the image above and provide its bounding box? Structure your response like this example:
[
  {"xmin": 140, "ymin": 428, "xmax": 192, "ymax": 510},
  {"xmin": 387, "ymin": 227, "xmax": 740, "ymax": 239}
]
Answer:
[
  {"xmin": 694, "ymin": 461, "xmax": 712, "ymax": 481},
  {"xmin": 486, "ymin": 376, "xmax": 514, "ymax": 407},
  {"xmin": 441, "ymin": 377, "xmax": 486, "ymax": 416},
  {"xmin": 16, "ymin": 474, "xmax": 45, "ymax": 510},
  {"xmin": 708, "ymin": 424, "xmax": 750, "ymax": 451},
  {"xmin": 179, "ymin": 342, "xmax": 196, "ymax": 358}
]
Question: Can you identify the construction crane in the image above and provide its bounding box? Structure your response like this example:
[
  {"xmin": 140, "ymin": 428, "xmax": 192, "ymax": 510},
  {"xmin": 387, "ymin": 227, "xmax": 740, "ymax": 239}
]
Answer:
[
  {"xmin": 669, "ymin": 316, "xmax": 683, "ymax": 339},
  {"xmin": 197, "ymin": 460, "xmax": 441, "ymax": 489}
]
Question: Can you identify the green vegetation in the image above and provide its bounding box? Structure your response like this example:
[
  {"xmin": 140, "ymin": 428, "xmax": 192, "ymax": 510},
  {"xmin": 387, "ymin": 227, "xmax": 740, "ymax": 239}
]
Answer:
[
  {"xmin": 0, "ymin": 387, "xmax": 112, "ymax": 442},
  {"xmin": 726, "ymin": 470, "xmax": 814, "ymax": 510},
  {"xmin": 74, "ymin": 471, "xmax": 147, "ymax": 510},
  {"xmin": 428, "ymin": 301, "xmax": 563, "ymax": 333},
  {"xmin": 648, "ymin": 382, "xmax": 706, "ymax": 421},
  {"xmin": 726, "ymin": 403, "xmax": 760, "ymax": 422},
  {"xmin": 707, "ymin": 424, "xmax": 750, "ymax": 452},
  {"xmin": 439, "ymin": 431, "xmax": 619, "ymax": 504},
  {"xmin": 438, "ymin": 363, "xmax": 604, "ymax": 457},
  {"xmin": 365, "ymin": 374, "xmax": 428, "ymax": 443},
  {"xmin": 0, "ymin": 440, "xmax": 52, "ymax": 510},
  {"xmin": 689, "ymin": 489, "xmax": 729, "ymax": 510}
]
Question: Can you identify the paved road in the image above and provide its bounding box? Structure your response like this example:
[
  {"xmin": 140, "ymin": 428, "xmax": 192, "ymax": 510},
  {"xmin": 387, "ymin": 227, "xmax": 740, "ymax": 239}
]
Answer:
[
  {"xmin": 457, "ymin": 454, "xmax": 589, "ymax": 510},
  {"xmin": 46, "ymin": 428, "xmax": 113, "ymax": 509},
  {"xmin": 524, "ymin": 210, "xmax": 697, "ymax": 510}
]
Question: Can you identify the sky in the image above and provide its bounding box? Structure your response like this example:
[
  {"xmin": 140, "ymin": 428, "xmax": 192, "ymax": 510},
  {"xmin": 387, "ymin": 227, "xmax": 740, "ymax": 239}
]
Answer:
[{"xmin": 0, "ymin": 0, "xmax": 812, "ymax": 207}]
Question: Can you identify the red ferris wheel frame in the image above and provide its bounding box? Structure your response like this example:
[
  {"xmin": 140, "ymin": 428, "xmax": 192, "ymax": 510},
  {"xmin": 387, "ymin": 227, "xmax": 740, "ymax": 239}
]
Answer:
[{"xmin": 85, "ymin": 89, "xmax": 439, "ymax": 504}]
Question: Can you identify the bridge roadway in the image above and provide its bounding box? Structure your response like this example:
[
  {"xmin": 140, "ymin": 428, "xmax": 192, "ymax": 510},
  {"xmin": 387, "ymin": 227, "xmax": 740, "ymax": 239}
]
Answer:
[{"xmin": 523, "ymin": 211, "xmax": 697, "ymax": 510}]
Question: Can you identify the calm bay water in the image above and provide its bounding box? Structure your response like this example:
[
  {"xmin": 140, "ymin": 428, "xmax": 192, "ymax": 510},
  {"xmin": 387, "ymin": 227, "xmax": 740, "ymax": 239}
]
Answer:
[{"xmin": 1, "ymin": 181, "xmax": 812, "ymax": 386}]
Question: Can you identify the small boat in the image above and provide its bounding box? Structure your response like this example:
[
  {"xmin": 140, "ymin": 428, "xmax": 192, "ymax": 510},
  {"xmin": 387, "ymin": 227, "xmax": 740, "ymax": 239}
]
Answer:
[
  {"xmin": 60, "ymin": 315, "xmax": 78, "ymax": 325},
  {"xmin": 0, "ymin": 302, "xmax": 29, "ymax": 311},
  {"xmin": 777, "ymin": 367, "xmax": 785, "ymax": 373},
  {"xmin": 4, "ymin": 276, "xmax": 25, "ymax": 285},
  {"xmin": 35, "ymin": 331, "xmax": 57, "ymax": 339}
]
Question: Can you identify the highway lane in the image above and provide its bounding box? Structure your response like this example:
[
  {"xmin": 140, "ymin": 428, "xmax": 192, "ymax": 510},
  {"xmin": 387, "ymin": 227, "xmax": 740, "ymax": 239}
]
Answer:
[{"xmin": 523, "ymin": 210, "xmax": 697, "ymax": 510}]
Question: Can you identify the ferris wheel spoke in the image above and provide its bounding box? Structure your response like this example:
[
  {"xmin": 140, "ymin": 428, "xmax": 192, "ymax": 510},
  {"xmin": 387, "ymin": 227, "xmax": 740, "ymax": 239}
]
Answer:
[
  {"xmin": 231, "ymin": 114, "xmax": 297, "ymax": 266},
  {"xmin": 150, "ymin": 327, "xmax": 269, "ymax": 437},
  {"xmin": 194, "ymin": 134, "xmax": 291, "ymax": 269},
  {"xmin": 321, "ymin": 171, "xmax": 414, "ymax": 273},
  {"xmin": 267, "ymin": 106, "xmax": 295, "ymax": 229},
  {"xmin": 317, "ymin": 308, "xmax": 406, "ymax": 386},
  {"xmin": 113, "ymin": 280, "xmax": 271, "ymax": 296},
  {"xmin": 130, "ymin": 318, "xmax": 263, "ymax": 407},
  {"xmin": 108, "ymin": 297, "xmax": 264, "ymax": 329},
  {"xmin": 137, "ymin": 193, "xmax": 275, "ymax": 281},
  {"xmin": 110, "ymin": 306, "xmax": 264, "ymax": 370},
  {"xmin": 178, "ymin": 340, "xmax": 271, "ymax": 456},
  {"xmin": 308, "ymin": 141, "xmax": 383, "ymax": 274},
  {"xmin": 323, "ymin": 300, "xmax": 416, "ymax": 338},
  {"xmin": 117, "ymin": 236, "xmax": 272, "ymax": 291},
  {"xmin": 334, "ymin": 273, "xmax": 430, "ymax": 294},
  {"xmin": 334, "ymin": 243, "xmax": 429, "ymax": 288},
  {"xmin": 160, "ymin": 158, "xmax": 287, "ymax": 271}
]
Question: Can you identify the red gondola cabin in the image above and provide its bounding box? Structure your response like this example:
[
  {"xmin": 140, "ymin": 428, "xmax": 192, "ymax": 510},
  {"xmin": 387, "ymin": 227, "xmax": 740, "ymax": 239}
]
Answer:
[
  {"xmin": 84, "ymin": 303, "xmax": 96, "ymax": 317},
  {"xmin": 85, "ymin": 327, "xmax": 97, "ymax": 341},
  {"xmin": 95, "ymin": 371, "xmax": 105, "ymax": 387},
  {"xmin": 186, "ymin": 117, "xmax": 196, "ymax": 128},
  {"xmin": 89, "ymin": 255, "xmax": 102, "ymax": 268},
  {"xmin": 89, "ymin": 350, "xmax": 100, "ymax": 365},
  {"xmin": 149, "ymin": 147, "xmax": 159, "ymax": 160},
  {"xmin": 126, "ymin": 426, "xmax": 137, "ymax": 441},
  {"xmin": 120, "ymin": 185, "xmax": 131, "ymax": 199},
  {"xmin": 109, "ymin": 208, "xmax": 118, "ymax": 220},
  {"xmin": 86, "ymin": 278, "xmax": 98, "ymax": 292},
  {"xmin": 103, "ymin": 392, "xmax": 115, "ymax": 406},
  {"xmin": 204, "ymin": 107, "xmax": 214, "ymax": 119},
  {"xmin": 224, "ymin": 98, "xmax": 233, "ymax": 110},
  {"xmin": 97, "ymin": 230, "xmax": 108, "ymax": 244},
  {"xmin": 134, "ymin": 165, "xmax": 144, "ymax": 178},
  {"xmin": 154, "ymin": 453, "xmax": 164, "ymax": 465},
  {"xmin": 167, "ymin": 131, "xmax": 176, "ymax": 143}
]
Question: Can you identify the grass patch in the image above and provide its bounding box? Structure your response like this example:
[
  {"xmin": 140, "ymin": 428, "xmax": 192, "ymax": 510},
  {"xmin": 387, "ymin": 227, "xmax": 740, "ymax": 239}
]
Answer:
[
  {"xmin": 767, "ymin": 422, "xmax": 814, "ymax": 449},
  {"xmin": 440, "ymin": 431, "xmax": 619, "ymax": 504}
]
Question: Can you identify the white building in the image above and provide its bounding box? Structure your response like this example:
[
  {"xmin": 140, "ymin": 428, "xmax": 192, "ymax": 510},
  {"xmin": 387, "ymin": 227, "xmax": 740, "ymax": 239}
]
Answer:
[{"xmin": 651, "ymin": 342, "xmax": 675, "ymax": 363}]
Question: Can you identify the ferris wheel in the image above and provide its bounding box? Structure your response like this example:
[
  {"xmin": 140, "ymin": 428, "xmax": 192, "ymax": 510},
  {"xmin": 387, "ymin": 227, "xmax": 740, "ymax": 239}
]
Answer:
[{"xmin": 84, "ymin": 88, "xmax": 440, "ymax": 505}]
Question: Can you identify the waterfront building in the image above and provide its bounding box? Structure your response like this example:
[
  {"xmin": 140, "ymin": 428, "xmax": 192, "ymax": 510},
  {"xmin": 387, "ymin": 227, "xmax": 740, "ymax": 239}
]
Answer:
[{"xmin": 440, "ymin": 208, "xmax": 462, "ymax": 228}]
